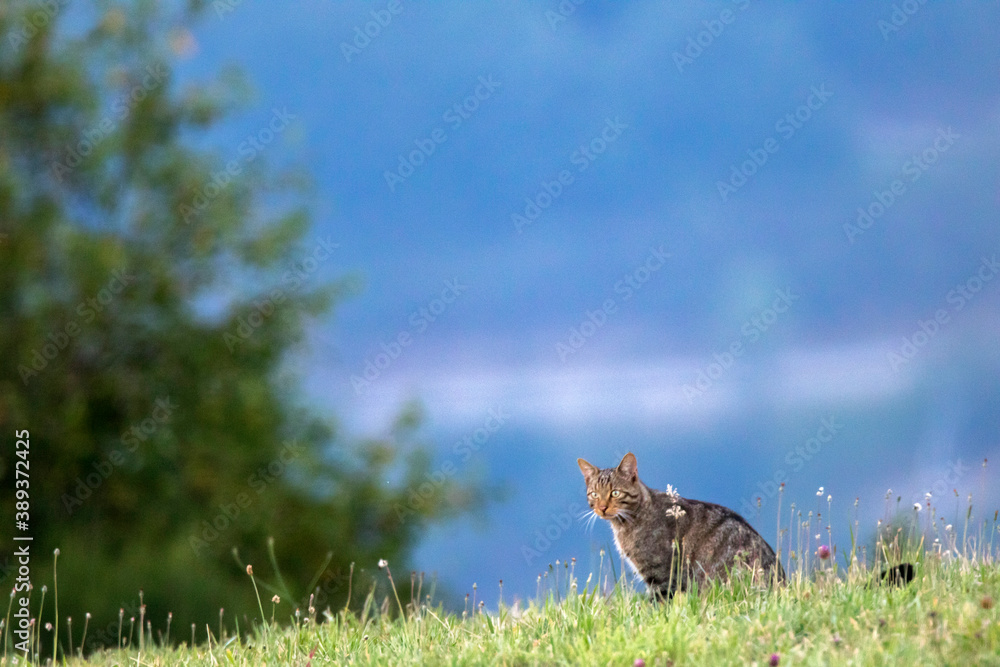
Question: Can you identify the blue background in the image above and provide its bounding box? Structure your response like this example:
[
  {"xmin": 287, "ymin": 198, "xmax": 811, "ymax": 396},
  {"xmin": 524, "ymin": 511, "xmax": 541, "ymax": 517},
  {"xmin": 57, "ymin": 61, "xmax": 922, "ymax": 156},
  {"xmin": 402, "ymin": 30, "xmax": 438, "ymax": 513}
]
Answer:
[{"xmin": 178, "ymin": 1, "xmax": 999, "ymax": 607}]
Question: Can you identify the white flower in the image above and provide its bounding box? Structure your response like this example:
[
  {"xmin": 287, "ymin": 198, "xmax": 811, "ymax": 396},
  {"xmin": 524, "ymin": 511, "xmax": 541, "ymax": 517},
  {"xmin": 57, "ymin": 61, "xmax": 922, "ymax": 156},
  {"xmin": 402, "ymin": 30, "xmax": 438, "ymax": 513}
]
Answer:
[
  {"xmin": 817, "ymin": 487, "xmax": 824, "ymax": 496},
  {"xmin": 945, "ymin": 524, "xmax": 952, "ymax": 531},
  {"xmin": 925, "ymin": 492, "xmax": 932, "ymax": 500},
  {"xmin": 378, "ymin": 559, "xmax": 388, "ymax": 569},
  {"xmin": 913, "ymin": 503, "xmax": 922, "ymax": 512},
  {"xmin": 665, "ymin": 505, "xmax": 686, "ymax": 519},
  {"xmin": 664, "ymin": 484, "xmax": 680, "ymax": 501}
]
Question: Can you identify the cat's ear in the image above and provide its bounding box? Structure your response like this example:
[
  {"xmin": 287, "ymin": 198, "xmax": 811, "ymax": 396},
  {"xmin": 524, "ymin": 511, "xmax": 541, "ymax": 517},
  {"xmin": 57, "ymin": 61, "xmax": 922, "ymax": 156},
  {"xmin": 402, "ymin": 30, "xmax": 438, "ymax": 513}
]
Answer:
[
  {"xmin": 617, "ymin": 452, "xmax": 638, "ymax": 482},
  {"xmin": 577, "ymin": 458, "xmax": 598, "ymax": 482}
]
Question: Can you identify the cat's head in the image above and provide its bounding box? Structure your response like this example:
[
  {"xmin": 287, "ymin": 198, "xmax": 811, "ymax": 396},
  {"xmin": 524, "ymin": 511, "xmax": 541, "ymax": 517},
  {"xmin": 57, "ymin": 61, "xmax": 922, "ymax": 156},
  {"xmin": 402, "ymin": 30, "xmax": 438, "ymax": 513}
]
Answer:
[{"xmin": 577, "ymin": 453, "xmax": 642, "ymax": 520}]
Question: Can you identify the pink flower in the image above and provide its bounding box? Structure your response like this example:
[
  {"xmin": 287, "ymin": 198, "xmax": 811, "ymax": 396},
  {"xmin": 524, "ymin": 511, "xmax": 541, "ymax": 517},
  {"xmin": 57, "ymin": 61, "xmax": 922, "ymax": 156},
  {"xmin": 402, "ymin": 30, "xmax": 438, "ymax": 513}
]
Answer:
[
  {"xmin": 633, "ymin": 660, "xmax": 646, "ymax": 667},
  {"xmin": 769, "ymin": 653, "xmax": 780, "ymax": 666},
  {"xmin": 817, "ymin": 544, "xmax": 831, "ymax": 560}
]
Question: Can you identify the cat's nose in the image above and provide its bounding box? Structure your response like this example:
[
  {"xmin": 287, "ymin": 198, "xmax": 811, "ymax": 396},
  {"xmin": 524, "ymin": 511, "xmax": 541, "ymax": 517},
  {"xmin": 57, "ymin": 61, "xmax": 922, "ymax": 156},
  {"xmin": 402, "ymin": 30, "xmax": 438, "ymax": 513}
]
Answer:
[{"xmin": 599, "ymin": 504, "xmax": 608, "ymax": 513}]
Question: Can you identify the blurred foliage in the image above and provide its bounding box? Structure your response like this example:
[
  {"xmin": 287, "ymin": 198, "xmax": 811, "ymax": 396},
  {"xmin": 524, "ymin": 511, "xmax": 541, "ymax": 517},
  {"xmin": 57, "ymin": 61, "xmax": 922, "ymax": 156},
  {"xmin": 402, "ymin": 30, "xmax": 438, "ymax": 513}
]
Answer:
[{"xmin": 0, "ymin": 0, "xmax": 485, "ymax": 649}]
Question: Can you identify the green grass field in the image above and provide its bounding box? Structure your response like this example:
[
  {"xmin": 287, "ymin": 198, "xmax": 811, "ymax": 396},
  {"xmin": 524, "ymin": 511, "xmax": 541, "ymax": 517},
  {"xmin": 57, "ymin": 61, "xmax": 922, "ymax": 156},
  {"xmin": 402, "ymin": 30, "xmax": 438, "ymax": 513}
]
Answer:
[{"xmin": 4, "ymin": 548, "xmax": 997, "ymax": 666}]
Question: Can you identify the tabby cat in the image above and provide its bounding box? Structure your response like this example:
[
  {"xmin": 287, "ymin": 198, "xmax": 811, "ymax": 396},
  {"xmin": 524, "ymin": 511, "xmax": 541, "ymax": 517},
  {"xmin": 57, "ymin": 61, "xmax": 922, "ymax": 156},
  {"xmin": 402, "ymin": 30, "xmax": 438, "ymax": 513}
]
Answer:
[{"xmin": 578, "ymin": 452, "xmax": 784, "ymax": 599}]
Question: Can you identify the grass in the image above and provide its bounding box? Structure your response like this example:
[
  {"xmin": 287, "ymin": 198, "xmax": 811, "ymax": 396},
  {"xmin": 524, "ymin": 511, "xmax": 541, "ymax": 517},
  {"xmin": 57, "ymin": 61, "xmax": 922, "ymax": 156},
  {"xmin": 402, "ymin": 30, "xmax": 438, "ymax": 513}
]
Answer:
[
  {"xmin": 3, "ymin": 491, "xmax": 999, "ymax": 665},
  {"xmin": 1, "ymin": 549, "xmax": 996, "ymax": 665}
]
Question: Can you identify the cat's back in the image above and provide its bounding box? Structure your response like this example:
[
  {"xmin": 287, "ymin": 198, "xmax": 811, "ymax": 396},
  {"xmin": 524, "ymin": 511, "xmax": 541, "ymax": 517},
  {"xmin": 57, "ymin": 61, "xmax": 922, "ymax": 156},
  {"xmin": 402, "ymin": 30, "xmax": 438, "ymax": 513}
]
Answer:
[{"xmin": 655, "ymin": 493, "xmax": 783, "ymax": 580}]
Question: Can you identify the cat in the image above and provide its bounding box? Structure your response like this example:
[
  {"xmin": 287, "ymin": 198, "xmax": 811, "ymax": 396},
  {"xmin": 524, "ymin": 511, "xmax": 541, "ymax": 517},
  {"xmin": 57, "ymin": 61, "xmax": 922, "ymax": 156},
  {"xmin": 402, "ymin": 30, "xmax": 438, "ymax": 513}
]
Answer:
[{"xmin": 578, "ymin": 452, "xmax": 785, "ymax": 599}]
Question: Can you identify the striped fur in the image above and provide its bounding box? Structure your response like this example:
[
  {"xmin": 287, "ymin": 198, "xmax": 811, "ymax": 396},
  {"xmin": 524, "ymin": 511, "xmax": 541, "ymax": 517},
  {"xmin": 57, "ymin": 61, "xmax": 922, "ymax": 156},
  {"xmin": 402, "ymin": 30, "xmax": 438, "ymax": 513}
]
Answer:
[{"xmin": 578, "ymin": 452, "xmax": 785, "ymax": 599}]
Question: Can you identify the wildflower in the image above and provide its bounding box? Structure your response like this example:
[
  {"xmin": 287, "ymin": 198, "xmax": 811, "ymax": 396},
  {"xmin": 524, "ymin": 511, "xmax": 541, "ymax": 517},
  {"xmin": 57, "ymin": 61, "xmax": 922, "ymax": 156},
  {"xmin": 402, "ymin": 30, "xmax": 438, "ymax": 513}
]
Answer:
[
  {"xmin": 634, "ymin": 660, "xmax": 646, "ymax": 667},
  {"xmin": 378, "ymin": 559, "xmax": 388, "ymax": 569},
  {"xmin": 913, "ymin": 503, "xmax": 921, "ymax": 512},
  {"xmin": 246, "ymin": 565, "xmax": 253, "ymax": 576},
  {"xmin": 925, "ymin": 492, "xmax": 932, "ymax": 501},
  {"xmin": 770, "ymin": 653, "xmax": 780, "ymax": 666},
  {"xmin": 945, "ymin": 524, "xmax": 952, "ymax": 531},
  {"xmin": 817, "ymin": 486, "xmax": 824, "ymax": 496},
  {"xmin": 981, "ymin": 596, "xmax": 994, "ymax": 610},
  {"xmin": 665, "ymin": 506, "xmax": 686, "ymax": 519},
  {"xmin": 665, "ymin": 484, "xmax": 680, "ymax": 501},
  {"xmin": 45, "ymin": 623, "xmax": 52, "ymax": 631},
  {"xmin": 272, "ymin": 595, "xmax": 280, "ymax": 604},
  {"xmin": 817, "ymin": 545, "xmax": 831, "ymax": 560},
  {"xmin": 885, "ymin": 489, "xmax": 892, "ymax": 500}
]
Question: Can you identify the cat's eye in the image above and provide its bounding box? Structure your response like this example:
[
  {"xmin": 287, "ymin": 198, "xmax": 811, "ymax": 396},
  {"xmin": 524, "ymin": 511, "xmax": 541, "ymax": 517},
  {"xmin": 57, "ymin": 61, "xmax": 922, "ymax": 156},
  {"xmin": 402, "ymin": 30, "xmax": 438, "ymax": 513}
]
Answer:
[
  {"xmin": 611, "ymin": 490, "xmax": 621, "ymax": 497},
  {"xmin": 589, "ymin": 491, "xmax": 598, "ymax": 498}
]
